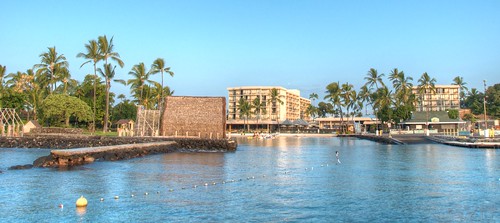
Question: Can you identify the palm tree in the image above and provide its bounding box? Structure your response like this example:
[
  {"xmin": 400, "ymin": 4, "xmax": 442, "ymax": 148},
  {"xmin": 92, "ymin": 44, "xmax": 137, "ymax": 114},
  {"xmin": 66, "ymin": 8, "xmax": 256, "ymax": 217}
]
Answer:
[
  {"xmin": 128, "ymin": 63, "xmax": 157, "ymax": 106},
  {"xmin": 252, "ymin": 96, "xmax": 266, "ymax": 130},
  {"xmin": 98, "ymin": 64, "xmax": 126, "ymax": 132},
  {"xmin": 0, "ymin": 65, "xmax": 5, "ymax": 104},
  {"xmin": 373, "ymin": 86, "xmax": 394, "ymax": 122},
  {"xmin": 309, "ymin": 93, "xmax": 318, "ymax": 104},
  {"xmin": 268, "ymin": 88, "xmax": 284, "ymax": 132},
  {"xmin": 98, "ymin": 35, "xmax": 124, "ymax": 68},
  {"xmin": 77, "ymin": 39, "xmax": 101, "ymax": 132},
  {"xmin": 34, "ymin": 46, "xmax": 69, "ymax": 94},
  {"xmin": 452, "ymin": 76, "xmax": 468, "ymax": 108},
  {"xmin": 324, "ymin": 82, "xmax": 343, "ymax": 132},
  {"xmin": 340, "ymin": 83, "xmax": 356, "ymax": 133},
  {"xmin": 238, "ymin": 97, "xmax": 252, "ymax": 132},
  {"xmin": 364, "ymin": 68, "xmax": 385, "ymax": 89},
  {"xmin": 418, "ymin": 72, "xmax": 436, "ymax": 133},
  {"xmin": 151, "ymin": 58, "xmax": 174, "ymax": 109},
  {"xmin": 389, "ymin": 68, "xmax": 413, "ymax": 106},
  {"xmin": 359, "ymin": 85, "xmax": 372, "ymax": 115}
]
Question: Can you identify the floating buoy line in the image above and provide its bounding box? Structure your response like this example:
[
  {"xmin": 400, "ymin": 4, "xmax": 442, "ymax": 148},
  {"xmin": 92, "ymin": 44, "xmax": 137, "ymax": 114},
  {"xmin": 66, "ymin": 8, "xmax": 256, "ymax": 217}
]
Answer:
[{"xmin": 61, "ymin": 162, "xmax": 340, "ymax": 209}]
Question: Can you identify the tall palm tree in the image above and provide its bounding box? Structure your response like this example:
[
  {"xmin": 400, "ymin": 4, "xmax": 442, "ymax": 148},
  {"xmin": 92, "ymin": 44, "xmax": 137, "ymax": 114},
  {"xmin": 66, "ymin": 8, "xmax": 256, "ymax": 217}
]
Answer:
[
  {"xmin": 77, "ymin": 39, "xmax": 101, "ymax": 132},
  {"xmin": 364, "ymin": 68, "xmax": 385, "ymax": 90},
  {"xmin": 238, "ymin": 97, "xmax": 252, "ymax": 132},
  {"xmin": 98, "ymin": 35, "xmax": 124, "ymax": 68},
  {"xmin": 389, "ymin": 68, "xmax": 413, "ymax": 106},
  {"xmin": 0, "ymin": 65, "xmax": 5, "ymax": 104},
  {"xmin": 340, "ymin": 82, "xmax": 356, "ymax": 133},
  {"xmin": 151, "ymin": 58, "xmax": 174, "ymax": 109},
  {"xmin": 98, "ymin": 64, "xmax": 126, "ymax": 132},
  {"xmin": 418, "ymin": 72, "xmax": 436, "ymax": 133},
  {"xmin": 128, "ymin": 63, "xmax": 157, "ymax": 106},
  {"xmin": 34, "ymin": 46, "xmax": 69, "ymax": 94},
  {"xmin": 309, "ymin": 93, "xmax": 318, "ymax": 104},
  {"xmin": 252, "ymin": 96, "xmax": 266, "ymax": 130},
  {"xmin": 359, "ymin": 85, "xmax": 372, "ymax": 115},
  {"xmin": 268, "ymin": 88, "xmax": 284, "ymax": 132},
  {"xmin": 452, "ymin": 76, "xmax": 468, "ymax": 108},
  {"xmin": 325, "ymin": 82, "xmax": 343, "ymax": 132}
]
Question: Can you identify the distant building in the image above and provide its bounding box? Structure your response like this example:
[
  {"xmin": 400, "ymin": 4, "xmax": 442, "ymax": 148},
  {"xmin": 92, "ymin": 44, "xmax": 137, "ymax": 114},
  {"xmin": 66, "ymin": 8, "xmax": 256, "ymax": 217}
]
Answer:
[
  {"xmin": 412, "ymin": 85, "xmax": 460, "ymax": 112},
  {"xmin": 227, "ymin": 86, "xmax": 311, "ymax": 132},
  {"xmin": 23, "ymin": 120, "xmax": 41, "ymax": 134}
]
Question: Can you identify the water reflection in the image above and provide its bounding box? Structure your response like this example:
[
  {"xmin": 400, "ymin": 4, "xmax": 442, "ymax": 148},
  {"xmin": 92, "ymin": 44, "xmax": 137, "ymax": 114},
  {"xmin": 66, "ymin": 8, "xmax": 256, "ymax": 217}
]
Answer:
[{"xmin": 0, "ymin": 138, "xmax": 498, "ymax": 222}]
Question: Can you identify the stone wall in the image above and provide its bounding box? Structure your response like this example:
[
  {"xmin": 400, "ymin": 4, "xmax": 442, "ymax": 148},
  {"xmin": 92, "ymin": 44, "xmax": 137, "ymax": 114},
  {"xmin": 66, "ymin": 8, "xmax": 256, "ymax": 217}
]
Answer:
[
  {"xmin": 30, "ymin": 127, "xmax": 83, "ymax": 135},
  {"xmin": 161, "ymin": 96, "xmax": 226, "ymax": 139}
]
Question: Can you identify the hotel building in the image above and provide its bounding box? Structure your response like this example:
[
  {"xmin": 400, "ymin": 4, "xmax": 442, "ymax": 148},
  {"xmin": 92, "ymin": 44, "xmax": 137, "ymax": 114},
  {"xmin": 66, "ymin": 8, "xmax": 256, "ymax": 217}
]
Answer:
[
  {"xmin": 227, "ymin": 86, "xmax": 311, "ymax": 131},
  {"xmin": 412, "ymin": 85, "xmax": 460, "ymax": 112}
]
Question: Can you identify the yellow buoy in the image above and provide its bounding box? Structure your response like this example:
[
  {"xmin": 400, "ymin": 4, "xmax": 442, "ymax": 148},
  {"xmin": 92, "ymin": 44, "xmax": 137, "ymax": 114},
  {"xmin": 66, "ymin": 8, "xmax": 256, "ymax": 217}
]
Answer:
[{"xmin": 76, "ymin": 196, "xmax": 88, "ymax": 207}]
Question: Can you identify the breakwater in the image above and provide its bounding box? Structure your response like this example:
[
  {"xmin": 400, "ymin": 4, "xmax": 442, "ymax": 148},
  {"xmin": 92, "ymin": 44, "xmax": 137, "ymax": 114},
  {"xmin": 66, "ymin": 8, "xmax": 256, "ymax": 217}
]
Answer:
[{"xmin": 1, "ymin": 135, "xmax": 237, "ymax": 168}]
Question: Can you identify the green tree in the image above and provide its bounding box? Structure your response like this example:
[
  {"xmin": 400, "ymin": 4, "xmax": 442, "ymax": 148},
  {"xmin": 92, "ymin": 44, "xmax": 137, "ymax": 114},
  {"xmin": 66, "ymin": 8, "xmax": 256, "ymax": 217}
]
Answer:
[
  {"xmin": 1, "ymin": 89, "xmax": 26, "ymax": 111},
  {"xmin": 111, "ymin": 97, "xmax": 137, "ymax": 123},
  {"xmin": 364, "ymin": 68, "xmax": 385, "ymax": 89},
  {"xmin": 325, "ymin": 82, "xmax": 344, "ymax": 132},
  {"xmin": 447, "ymin": 109, "xmax": 459, "ymax": 119},
  {"xmin": 77, "ymin": 39, "xmax": 101, "ymax": 131},
  {"xmin": 97, "ymin": 64, "xmax": 126, "ymax": 132},
  {"xmin": 373, "ymin": 86, "xmax": 393, "ymax": 123},
  {"xmin": 417, "ymin": 72, "xmax": 436, "ymax": 129},
  {"xmin": 0, "ymin": 64, "xmax": 5, "ymax": 107},
  {"xmin": 151, "ymin": 58, "xmax": 174, "ymax": 109},
  {"xmin": 237, "ymin": 97, "xmax": 252, "ymax": 132},
  {"xmin": 485, "ymin": 83, "xmax": 500, "ymax": 118},
  {"xmin": 317, "ymin": 101, "xmax": 334, "ymax": 118},
  {"xmin": 40, "ymin": 94, "xmax": 91, "ymax": 127},
  {"xmin": 252, "ymin": 96, "xmax": 266, "ymax": 129},
  {"xmin": 452, "ymin": 76, "xmax": 468, "ymax": 108},
  {"xmin": 74, "ymin": 74, "xmax": 109, "ymax": 129},
  {"xmin": 268, "ymin": 88, "xmax": 284, "ymax": 131},
  {"xmin": 34, "ymin": 46, "xmax": 69, "ymax": 94},
  {"xmin": 128, "ymin": 62, "xmax": 158, "ymax": 106},
  {"xmin": 464, "ymin": 88, "xmax": 484, "ymax": 115},
  {"xmin": 98, "ymin": 35, "xmax": 124, "ymax": 68}
]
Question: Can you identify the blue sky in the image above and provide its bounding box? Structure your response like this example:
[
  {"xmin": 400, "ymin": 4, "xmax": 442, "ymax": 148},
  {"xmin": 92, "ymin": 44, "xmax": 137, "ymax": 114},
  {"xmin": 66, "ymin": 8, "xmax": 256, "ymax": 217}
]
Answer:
[{"xmin": 1, "ymin": 0, "xmax": 499, "ymax": 103}]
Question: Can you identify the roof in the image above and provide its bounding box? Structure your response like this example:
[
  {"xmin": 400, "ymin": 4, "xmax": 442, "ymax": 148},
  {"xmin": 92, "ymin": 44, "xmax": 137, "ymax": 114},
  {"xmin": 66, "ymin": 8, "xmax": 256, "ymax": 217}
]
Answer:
[
  {"xmin": 116, "ymin": 119, "xmax": 134, "ymax": 125},
  {"xmin": 280, "ymin": 119, "xmax": 293, "ymax": 126},
  {"xmin": 292, "ymin": 119, "xmax": 309, "ymax": 126},
  {"xmin": 26, "ymin": 120, "xmax": 41, "ymax": 128},
  {"xmin": 315, "ymin": 117, "xmax": 373, "ymax": 122}
]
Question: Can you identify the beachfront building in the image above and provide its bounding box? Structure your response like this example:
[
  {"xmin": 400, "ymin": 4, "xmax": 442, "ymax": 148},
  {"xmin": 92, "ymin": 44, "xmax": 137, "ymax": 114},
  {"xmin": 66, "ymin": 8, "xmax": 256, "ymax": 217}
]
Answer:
[
  {"xmin": 315, "ymin": 117, "xmax": 378, "ymax": 134},
  {"xmin": 227, "ymin": 86, "xmax": 311, "ymax": 132},
  {"xmin": 400, "ymin": 84, "xmax": 464, "ymax": 135}
]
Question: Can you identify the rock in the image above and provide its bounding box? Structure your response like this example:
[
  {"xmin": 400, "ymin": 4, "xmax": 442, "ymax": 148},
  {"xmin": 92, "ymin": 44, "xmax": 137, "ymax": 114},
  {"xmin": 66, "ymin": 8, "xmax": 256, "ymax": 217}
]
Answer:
[{"xmin": 9, "ymin": 164, "xmax": 34, "ymax": 170}]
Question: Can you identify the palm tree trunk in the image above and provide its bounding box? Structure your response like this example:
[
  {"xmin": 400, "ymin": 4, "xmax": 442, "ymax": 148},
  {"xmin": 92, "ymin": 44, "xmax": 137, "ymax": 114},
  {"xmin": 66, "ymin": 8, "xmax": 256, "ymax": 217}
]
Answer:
[
  {"xmin": 93, "ymin": 63, "xmax": 97, "ymax": 133},
  {"xmin": 103, "ymin": 80, "xmax": 110, "ymax": 132}
]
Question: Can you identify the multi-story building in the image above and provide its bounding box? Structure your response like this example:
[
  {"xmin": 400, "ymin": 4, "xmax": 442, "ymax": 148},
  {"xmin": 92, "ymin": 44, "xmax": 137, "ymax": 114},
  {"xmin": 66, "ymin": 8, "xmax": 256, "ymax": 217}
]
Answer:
[
  {"xmin": 411, "ymin": 85, "xmax": 460, "ymax": 112},
  {"xmin": 227, "ymin": 86, "xmax": 311, "ymax": 132}
]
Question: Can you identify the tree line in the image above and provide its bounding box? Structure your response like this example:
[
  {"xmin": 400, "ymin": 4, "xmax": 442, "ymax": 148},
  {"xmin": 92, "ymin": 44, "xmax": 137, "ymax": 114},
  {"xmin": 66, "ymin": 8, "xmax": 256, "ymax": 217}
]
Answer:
[
  {"xmin": 305, "ymin": 68, "xmax": 499, "ymax": 131},
  {"xmin": 0, "ymin": 35, "xmax": 175, "ymax": 132}
]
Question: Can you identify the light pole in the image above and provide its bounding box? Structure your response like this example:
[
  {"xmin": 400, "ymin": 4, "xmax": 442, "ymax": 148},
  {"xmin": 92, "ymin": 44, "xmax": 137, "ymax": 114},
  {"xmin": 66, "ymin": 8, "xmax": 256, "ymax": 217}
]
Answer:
[{"xmin": 483, "ymin": 80, "xmax": 487, "ymax": 129}]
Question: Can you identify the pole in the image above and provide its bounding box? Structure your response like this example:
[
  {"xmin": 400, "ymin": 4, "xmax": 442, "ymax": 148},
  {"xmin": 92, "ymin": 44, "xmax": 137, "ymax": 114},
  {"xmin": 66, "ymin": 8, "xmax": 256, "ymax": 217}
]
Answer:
[{"xmin": 483, "ymin": 80, "xmax": 487, "ymax": 129}]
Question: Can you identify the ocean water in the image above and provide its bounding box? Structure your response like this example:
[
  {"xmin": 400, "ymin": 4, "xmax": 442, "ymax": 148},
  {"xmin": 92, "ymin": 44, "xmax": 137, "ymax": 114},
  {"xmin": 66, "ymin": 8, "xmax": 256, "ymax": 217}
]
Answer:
[{"xmin": 0, "ymin": 137, "xmax": 498, "ymax": 222}]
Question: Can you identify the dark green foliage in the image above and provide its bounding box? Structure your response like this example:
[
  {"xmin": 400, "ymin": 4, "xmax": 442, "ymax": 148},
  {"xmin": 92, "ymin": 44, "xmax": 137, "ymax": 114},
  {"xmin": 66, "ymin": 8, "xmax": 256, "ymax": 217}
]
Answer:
[
  {"xmin": 485, "ymin": 83, "xmax": 500, "ymax": 118},
  {"xmin": 111, "ymin": 100, "xmax": 137, "ymax": 123},
  {"xmin": 40, "ymin": 94, "xmax": 91, "ymax": 127},
  {"xmin": 0, "ymin": 89, "xmax": 27, "ymax": 110},
  {"xmin": 447, "ymin": 109, "xmax": 459, "ymax": 119}
]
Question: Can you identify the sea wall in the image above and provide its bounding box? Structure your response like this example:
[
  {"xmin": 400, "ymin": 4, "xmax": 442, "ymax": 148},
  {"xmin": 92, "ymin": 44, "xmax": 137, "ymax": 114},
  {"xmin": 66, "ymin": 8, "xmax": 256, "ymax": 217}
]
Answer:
[
  {"xmin": 1, "ymin": 136, "xmax": 237, "ymax": 168},
  {"xmin": 339, "ymin": 134, "xmax": 404, "ymax": 145}
]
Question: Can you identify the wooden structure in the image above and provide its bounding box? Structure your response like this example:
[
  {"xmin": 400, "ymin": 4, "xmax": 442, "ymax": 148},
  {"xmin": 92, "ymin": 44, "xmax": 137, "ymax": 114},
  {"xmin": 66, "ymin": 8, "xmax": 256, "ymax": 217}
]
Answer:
[
  {"xmin": 1, "ymin": 108, "xmax": 24, "ymax": 137},
  {"xmin": 134, "ymin": 106, "xmax": 160, "ymax": 137},
  {"xmin": 116, "ymin": 119, "xmax": 135, "ymax": 137}
]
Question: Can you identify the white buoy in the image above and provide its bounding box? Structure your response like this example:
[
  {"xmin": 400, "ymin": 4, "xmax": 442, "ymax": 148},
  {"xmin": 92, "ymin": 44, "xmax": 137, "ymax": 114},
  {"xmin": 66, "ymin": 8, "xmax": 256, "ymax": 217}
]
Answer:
[
  {"xmin": 114, "ymin": 196, "xmax": 119, "ymax": 199},
  {"xmin": 100, "ymin": 198, "xmax": 104, "ymax": 202},
  {"xmin": 144, "ymin": 192, "xmax": 149, "ymax": 195}
]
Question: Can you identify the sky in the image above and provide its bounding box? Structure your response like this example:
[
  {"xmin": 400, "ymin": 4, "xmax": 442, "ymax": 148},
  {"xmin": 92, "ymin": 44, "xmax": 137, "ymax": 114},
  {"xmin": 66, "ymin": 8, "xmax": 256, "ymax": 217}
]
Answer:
[{"xmin": 1, "ymin": 0, "xmax": 499, "ymax": 104}]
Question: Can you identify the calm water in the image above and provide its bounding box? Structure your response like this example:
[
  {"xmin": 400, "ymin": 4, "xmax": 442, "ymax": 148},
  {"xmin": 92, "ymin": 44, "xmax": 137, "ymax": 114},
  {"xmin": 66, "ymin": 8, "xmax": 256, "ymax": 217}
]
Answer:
[{"xmin": 0, "ymin": 137, "xmax": 498, "ymax": 222}]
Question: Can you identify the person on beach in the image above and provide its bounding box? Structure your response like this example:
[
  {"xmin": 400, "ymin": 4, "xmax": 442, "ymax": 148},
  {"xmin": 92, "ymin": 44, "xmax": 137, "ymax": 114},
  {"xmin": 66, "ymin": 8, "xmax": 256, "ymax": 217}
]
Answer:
[{"xmin": 336, "ymin": 151, "xmax": 341, "ymax": 164}]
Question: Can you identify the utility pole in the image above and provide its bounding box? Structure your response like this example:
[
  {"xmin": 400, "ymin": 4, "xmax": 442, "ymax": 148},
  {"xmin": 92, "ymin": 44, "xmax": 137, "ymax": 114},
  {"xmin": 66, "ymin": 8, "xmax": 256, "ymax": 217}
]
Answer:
[{"xmin": 483, "ymin": 80, "xmax": 487, "ymax": 129}]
